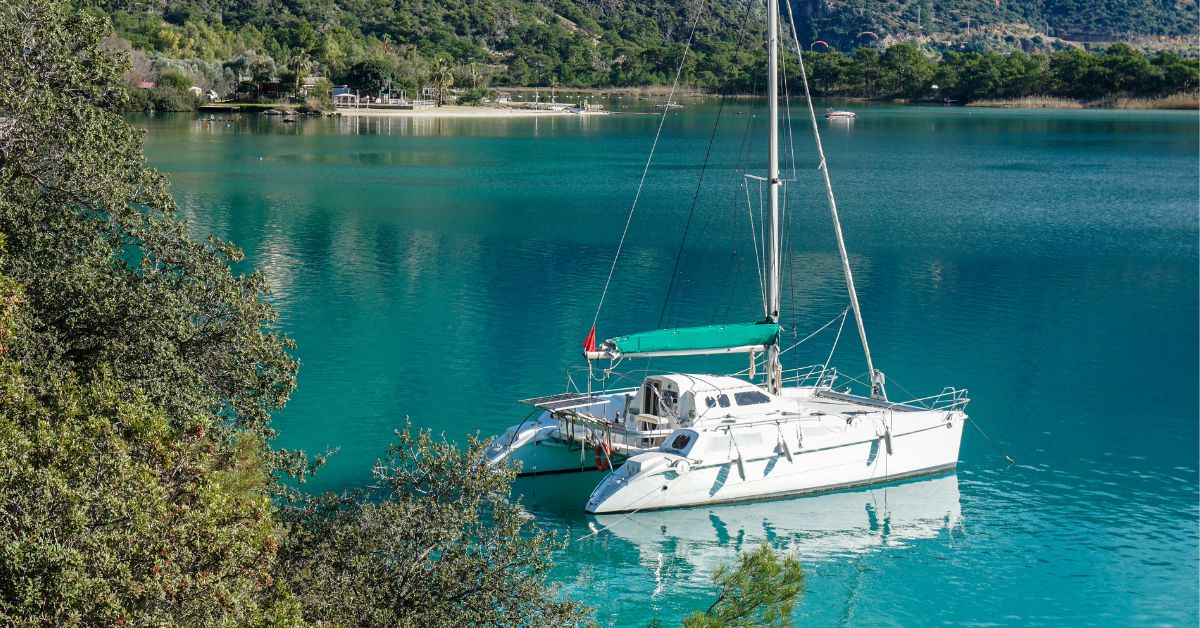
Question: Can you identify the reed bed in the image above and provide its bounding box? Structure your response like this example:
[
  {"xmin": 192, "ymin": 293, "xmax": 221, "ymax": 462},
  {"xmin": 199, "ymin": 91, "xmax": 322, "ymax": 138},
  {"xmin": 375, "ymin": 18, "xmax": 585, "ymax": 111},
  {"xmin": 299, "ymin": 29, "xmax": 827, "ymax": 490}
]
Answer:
[
  {"xmin": 966, "ymin": 97, "xmax": 1083, "ymax": 109},
  {"xmin": 1112, "ymin": 92, "xmax": 1199, "ymax": 110},
  {"xmin": 967, "ymin": 93, "xmax": 1199, "ymax": 110}
]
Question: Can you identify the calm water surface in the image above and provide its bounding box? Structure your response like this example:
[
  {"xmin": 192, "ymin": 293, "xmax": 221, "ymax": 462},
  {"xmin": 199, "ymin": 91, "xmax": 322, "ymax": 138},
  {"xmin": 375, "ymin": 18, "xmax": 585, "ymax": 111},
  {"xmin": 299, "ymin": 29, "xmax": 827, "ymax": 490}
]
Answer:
[{"xmin": 136, "ymin": 102, "xmax": 1198, "ymax": 625}]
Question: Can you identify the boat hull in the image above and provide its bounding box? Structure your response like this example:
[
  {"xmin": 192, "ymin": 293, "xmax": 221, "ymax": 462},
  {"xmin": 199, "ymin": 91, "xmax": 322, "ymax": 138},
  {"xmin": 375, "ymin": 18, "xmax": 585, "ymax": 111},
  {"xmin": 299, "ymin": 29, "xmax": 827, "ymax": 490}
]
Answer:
[
  {"xmin": 585, "ymin": 413, "xmax": 964, "ymax": 513},
  {"xmin": 485, "ymin": 413, "xmax": 617, "ymax": 475}
]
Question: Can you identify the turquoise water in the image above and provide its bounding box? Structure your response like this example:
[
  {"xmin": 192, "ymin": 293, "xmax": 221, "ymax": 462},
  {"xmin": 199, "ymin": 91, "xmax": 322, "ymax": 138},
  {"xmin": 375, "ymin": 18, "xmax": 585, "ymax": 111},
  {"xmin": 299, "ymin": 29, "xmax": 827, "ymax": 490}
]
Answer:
[{"xmin": 136, "ymin": 103, "xmax": 1198, "ymax": 625}]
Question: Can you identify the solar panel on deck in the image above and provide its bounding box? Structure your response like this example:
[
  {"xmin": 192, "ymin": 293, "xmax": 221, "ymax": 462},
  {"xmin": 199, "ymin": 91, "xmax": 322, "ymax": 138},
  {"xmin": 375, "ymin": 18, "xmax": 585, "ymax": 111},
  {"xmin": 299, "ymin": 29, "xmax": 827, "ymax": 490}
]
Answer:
[{"xmin": 519, "ymin": 392, "xmax": 609, "ymax": 412}]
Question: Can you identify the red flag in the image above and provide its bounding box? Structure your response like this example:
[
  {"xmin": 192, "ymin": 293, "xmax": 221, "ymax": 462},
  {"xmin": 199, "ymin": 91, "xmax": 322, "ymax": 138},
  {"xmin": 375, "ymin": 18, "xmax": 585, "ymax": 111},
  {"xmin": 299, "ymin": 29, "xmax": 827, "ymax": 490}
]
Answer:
[{"xmin": 583, "ymin": 325, "xmax": 597, "ymax": 352}]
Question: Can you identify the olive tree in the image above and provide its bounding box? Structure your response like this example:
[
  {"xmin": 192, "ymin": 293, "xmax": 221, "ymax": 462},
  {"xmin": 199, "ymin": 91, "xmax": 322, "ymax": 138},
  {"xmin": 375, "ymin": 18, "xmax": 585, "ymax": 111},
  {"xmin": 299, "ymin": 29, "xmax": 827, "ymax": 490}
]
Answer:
[
  {"xmin": 277, "ymin": 425, "xmax": 591, "ymax": 626},
  {"xmin": 0, "ymin": 0, "xmax": 310, "ymax": 479}
]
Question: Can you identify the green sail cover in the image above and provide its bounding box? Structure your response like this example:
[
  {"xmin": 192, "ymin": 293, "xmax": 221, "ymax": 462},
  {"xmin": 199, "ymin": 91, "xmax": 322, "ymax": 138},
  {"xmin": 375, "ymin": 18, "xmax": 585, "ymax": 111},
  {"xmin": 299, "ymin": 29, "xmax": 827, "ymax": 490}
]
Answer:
[{"xmin": 605, "ymin": 322, "xmax": 780, "ymax": 357}]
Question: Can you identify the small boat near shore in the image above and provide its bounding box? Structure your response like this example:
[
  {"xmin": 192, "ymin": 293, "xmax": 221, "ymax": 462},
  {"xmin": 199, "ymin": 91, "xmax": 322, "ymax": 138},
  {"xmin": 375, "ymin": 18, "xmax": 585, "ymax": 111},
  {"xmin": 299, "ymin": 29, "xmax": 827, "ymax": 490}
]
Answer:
[{"xmin": 825, "ymin": 107, "xmax": 856, "ymax": 119}]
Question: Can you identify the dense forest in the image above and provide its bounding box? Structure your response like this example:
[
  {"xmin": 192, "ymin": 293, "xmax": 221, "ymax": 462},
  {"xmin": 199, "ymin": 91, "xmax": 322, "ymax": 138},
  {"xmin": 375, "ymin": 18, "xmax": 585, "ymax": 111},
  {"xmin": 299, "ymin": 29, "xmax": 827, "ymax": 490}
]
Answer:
[
  {"xmin": 803, "ymin": 43, "xmax": 1198, "ymax": 102},
  {"xmin": 90, "ymin": 0, "xmax": 1197, "ymax": 102}
]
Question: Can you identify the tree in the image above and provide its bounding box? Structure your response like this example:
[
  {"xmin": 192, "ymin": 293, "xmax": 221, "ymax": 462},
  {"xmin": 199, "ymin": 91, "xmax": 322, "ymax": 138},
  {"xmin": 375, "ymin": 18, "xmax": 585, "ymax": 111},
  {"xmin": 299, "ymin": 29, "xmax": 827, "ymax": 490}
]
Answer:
[
  {"xmin": 682, "ymin": 543, "xmax": 805, "ymax": 628},
  {"xmin": 850, "ymin": 47, "xmax": 882, "ymax": 97},
  {"xmin": 430, "ymin": 55, "xmax": 455, "ymax": 106},
  {"xmin": 341, "ymin": 56, "xmax": 395, "ymax": 97},
  {"xmin": 276, "ymin": 425, "xmax": 590, "ymax": 626},
  {"xmin": 0, "ymin": 0, "xmax": 301, "ymax": 458},
  {"xmin": 1099, "ymin": 43, "xmax": 1158, "ymax": 96},
  {"xmin": 155, "ymin": 70, "xmax": 192, "ymax": 90},
  {"xmin": 0, "ymin": 2, "xmax": 307, "ymax": 621},
  {"xmin": 0, "ymin": 359, "xmax": 300, "ymax": 625},
  {"xmin": 1048, "ymin": 47, "xmax": 1101, "ymax": 99},
  {"xmin": 880, "ymin": 43, "xmax": 934, "ymax": 99}
]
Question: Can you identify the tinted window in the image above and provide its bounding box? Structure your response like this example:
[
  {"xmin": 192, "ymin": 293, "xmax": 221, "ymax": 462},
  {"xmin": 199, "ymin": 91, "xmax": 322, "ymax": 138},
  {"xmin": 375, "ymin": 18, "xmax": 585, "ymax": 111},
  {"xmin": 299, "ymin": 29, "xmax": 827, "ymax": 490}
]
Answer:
[
  {"xmin": 670, "ymin": 433, "xmax": 691, "ymax": 450},
  {"xmin": 705, "ymin": 396, "xmax": 717, "ymax": 408},
  {"xmin": 734, "ymin": 391, "xmax": 771, "ymax": 405},
  {"xmin": 717, "ymin": 394, "xmax": 730, "ymax": 408}
]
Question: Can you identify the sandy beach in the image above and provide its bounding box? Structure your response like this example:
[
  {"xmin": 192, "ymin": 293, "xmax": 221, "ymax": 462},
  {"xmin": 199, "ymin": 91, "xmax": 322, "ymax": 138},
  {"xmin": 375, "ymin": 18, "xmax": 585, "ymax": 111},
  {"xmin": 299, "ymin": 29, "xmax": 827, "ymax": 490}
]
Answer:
[{"xmin": 335, "ymin": 105, "xmax": 610, "ymax": 118}]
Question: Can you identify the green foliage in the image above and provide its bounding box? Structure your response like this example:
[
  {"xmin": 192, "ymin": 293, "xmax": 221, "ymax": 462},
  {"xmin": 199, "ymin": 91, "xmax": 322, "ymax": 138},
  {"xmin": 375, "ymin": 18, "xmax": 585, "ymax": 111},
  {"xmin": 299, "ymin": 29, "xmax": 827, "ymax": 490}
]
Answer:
[
  {"xmin": 0, "ymin": 363, "xmax": 300, "ymax": 625},
  {"xmin": 341, "ymin": 57, "xmax": 396, "ymax": 97},
  {"xmin": 430, "ymin": 55, "xmax": 455, "ymax": 106},
  {"xmin": 276, "ymin": 424, "xmax": 591, "ymax": 626},
  {"xmin": 800, "ymin": 44, "xmax": 1198, "ymax": 102},
  {"xmin": 149, "ymin": 85, "xmax": 201, "ymax": 110},
  {"xmin": 881, "ymin": 43, "xmax": 934, "ymax": 99},
  {"xmin": 457, "ymin": 88, "xmax": 494, "ymax": 105},
  {"xmin": 682, "ymin": 543, "xmax": 805, "ymax": 628},
  {"xmin": 0, "ymin": 0, "xmax": 307, "ymax": 473},
  {"xmin": 155, "ymin": 70, "xmax": 192, "ymax": 90}
]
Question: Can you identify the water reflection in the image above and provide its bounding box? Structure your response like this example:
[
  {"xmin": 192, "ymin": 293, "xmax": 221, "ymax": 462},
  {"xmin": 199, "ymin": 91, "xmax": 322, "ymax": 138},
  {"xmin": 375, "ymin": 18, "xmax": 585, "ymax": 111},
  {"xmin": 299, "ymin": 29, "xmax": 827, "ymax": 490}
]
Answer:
[{"xmin": 592, "ymin": 474, "xmax": 962, "ymax": 570}]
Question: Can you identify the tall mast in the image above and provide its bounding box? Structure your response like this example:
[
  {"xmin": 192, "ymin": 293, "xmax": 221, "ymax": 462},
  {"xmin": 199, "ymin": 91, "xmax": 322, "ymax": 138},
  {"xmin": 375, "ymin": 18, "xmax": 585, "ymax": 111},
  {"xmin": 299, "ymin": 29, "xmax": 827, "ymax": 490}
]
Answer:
[{"xmin": 765, "ymin": 0, "xmax": 783, "ymax": 394}]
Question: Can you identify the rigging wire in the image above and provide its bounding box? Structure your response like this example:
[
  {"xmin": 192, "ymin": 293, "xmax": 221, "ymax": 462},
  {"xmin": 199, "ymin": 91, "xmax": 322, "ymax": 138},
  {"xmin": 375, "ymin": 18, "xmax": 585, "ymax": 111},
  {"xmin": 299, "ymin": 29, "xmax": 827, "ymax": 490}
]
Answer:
[
  {"xmin": 713, "ymin": 47, "xmax": 766, "ymax": 325},
  {"xmin": 781, "ymin": 0, "xmax": 885, "ymax": 399},
  {"xmin": 590, "ymin": 0, "xmax": 709, "ymax": 330},
  {"xmin": 658, "ymin": 0, "xmax": 759, "ymax": 329}
]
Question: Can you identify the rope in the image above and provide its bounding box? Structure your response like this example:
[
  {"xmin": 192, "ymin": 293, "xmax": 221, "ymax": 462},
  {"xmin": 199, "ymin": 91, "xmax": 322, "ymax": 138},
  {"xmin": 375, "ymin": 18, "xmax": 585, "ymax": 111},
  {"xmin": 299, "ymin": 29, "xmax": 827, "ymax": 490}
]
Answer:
[
  {"xmin": 730, "ymin": 308, "xmax": 847, "ymax": 377},
  {"xmin": 778, "ymin": 307, "xmax": 850, "ymax": 356},
  {"xmin": 822, "ymin": 307, "xmax": 848, "ymax": 372},
  {"xmin": 590, "ymin": 1, "xmax": 708, "ymax": 329},
  {"xmin": 745, "ymin": 179, "xmax": 768, "ymax": 313},
  {"xmin": 968, "ymin": 417, "xmax": 1016, "ymax": 465},
  {"xmin": 574, "ymin": 477, "xmax": 680, "ymax": 542}
]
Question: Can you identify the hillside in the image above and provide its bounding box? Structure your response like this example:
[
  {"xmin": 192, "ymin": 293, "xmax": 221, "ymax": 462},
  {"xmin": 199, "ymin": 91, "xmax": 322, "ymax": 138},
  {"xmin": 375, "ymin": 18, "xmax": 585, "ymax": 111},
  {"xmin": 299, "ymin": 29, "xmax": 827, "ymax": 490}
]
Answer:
[
  {"xmin": 93, "ymin": 0, "xmax": 1197, "ymax": 93},
  {"xmin": 791, "ymin": 0, "xmax": 1197, "ymax": 51}
]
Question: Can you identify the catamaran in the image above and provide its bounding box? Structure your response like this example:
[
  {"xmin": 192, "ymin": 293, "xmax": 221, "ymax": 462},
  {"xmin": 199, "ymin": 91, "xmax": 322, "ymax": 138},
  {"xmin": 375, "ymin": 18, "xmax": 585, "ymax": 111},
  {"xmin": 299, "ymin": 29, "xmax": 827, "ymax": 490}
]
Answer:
[{"xmin": 486, "ymin": 0, "xmax": 968, "ymax": 514}]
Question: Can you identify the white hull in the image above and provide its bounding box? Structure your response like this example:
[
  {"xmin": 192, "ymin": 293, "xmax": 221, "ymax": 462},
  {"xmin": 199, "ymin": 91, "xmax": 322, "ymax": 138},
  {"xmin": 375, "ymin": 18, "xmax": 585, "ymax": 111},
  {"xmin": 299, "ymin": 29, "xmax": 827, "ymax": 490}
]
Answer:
[
  {"xmin": 489, "ymin": 417, "xmax": 609, "ymax": 475},
  {"xmin": 586, "ymin": 410, "xmax": 964, "ymax": 513}
]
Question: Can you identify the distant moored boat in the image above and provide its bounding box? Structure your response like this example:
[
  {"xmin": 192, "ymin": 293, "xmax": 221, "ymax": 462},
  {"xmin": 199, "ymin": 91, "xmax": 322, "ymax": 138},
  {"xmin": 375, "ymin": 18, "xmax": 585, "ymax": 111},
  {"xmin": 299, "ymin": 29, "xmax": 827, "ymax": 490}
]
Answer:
[{"xmin": 825, "ymin": 107, "xmax": 856, "ymax": 119}]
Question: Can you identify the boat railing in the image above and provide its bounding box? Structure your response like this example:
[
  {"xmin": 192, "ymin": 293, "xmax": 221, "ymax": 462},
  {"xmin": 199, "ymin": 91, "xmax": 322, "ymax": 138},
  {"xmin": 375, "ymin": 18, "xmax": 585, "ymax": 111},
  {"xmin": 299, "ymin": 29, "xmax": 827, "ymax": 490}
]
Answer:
[
  {"xmin": 782, "ymin": 364, "xmax": 839, "ymax": 388},
  {"xmin": 554, "ymin": 410, "xmax": 676, "ymax": 450},
  {"xmin": 893, "ymin": 387, "xmax": 971, "ymax": 412}
]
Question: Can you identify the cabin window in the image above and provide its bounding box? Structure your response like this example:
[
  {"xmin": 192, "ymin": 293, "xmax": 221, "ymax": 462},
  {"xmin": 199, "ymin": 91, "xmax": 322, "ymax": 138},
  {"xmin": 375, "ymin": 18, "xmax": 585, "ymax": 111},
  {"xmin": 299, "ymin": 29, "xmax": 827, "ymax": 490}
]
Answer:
[
  {"xmin": 667, "ymin": 429, "xmax": 699, "ymax": 455},
  {"xmin": 717, "ymin": 394, "xmax": 731, "ymax": 408},
  {"xmin": 705, "ymin": 396, "xmax": 717, "ymax": 408},
  {"xmin": 734, "ymin": 391, "xmax": 771, "ymax": 406}
]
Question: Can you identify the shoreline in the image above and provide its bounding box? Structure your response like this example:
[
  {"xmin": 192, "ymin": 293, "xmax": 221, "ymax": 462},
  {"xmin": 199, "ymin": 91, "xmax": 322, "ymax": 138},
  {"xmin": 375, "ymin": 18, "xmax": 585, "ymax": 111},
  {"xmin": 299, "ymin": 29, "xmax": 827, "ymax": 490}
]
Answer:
[{"xmin": 333, "ymin": 105, "xmax": 613, "ymax": 119}]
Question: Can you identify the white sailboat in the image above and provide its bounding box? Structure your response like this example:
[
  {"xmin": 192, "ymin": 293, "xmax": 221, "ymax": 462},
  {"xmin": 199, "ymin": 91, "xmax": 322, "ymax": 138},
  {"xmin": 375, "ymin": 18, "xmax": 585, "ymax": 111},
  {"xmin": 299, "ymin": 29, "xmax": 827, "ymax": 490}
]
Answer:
[{"xmin": 486, "ymin": 0, "xmax": 969, "ymax": 514}]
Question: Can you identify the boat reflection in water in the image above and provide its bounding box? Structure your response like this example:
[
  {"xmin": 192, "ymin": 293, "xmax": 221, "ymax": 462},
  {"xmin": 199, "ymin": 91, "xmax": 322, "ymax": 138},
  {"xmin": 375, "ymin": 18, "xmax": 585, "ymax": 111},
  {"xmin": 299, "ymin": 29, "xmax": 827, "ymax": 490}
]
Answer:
[{"xmin": 588, "ymin": 474, "xmax": 962, "ymax": 570}]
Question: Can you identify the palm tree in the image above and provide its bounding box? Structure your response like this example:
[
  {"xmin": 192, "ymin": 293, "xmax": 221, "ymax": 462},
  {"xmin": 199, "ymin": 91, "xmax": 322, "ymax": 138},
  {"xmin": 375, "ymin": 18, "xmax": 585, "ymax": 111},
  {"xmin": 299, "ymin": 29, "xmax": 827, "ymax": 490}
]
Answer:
[
  {"xmin": 467, "ymin": 63, "xmax": 482, "ymax": 90},
  {"xmin": 430, "ymin": 57, "xmax": 455, "ymax": 107}
]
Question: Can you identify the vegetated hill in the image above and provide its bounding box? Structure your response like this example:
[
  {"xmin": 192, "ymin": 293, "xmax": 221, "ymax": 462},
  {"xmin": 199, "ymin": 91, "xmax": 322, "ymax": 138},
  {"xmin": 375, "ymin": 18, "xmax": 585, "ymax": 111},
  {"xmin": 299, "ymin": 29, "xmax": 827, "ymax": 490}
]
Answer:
[
  {"xmin": 94, "ymin": 0, "xmax": 1196, "ymax": 93},
  {"xmin": 96, "ymin": 0, "xmax": 769, "ymax": 88},
  {"xmin": 790, "ymin": 0, "xmax": 1198, "ymax": 52}
]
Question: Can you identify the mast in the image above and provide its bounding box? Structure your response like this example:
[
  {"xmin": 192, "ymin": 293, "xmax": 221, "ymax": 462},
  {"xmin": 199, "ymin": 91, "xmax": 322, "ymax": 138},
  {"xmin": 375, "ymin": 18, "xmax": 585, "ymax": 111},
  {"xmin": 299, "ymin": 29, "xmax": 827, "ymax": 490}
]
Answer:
[{"xmin": 765, "ymin": 0, "xmax": 783, "ymax": 394}]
